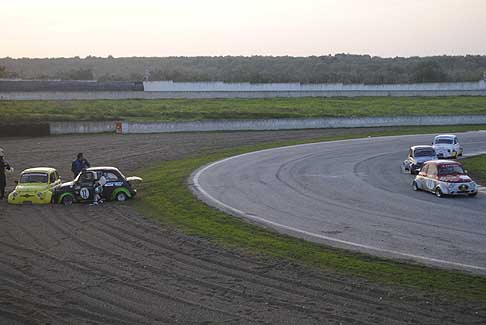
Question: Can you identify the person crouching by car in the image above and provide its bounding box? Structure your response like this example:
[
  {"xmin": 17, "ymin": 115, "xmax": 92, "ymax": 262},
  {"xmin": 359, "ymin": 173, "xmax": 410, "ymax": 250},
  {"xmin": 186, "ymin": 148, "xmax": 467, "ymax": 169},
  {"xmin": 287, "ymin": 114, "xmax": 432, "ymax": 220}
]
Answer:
[
  {"xmin": 0, "ymin": 150, "xmax": 13, "ymax": 200},
  {"xmin": 91, "ymin": 174, "xmax": 107, "ymax": 206},
  {"xmin": 71, "ymin": 153, "xmax": 91, "ymax": 178}
]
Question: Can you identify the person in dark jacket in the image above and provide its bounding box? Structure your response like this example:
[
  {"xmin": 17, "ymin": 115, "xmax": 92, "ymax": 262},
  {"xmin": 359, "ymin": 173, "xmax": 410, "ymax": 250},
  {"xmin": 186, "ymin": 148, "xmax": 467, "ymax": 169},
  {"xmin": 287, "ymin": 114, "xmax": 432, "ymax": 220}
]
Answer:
[
  {"xmin": 0, "ymin": 152, "xmax": 12, "ymax": 200},
  {"xmin": 71, "ymin": 153, "xmax": 91, "ymax": 178}
]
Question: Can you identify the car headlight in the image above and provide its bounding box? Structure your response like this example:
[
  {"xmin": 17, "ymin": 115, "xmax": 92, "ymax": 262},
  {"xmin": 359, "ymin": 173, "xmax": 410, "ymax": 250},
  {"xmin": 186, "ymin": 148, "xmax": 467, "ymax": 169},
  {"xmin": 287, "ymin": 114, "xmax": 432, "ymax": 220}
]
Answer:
[{"xmin": 12, "ymin": 191, "xmax": 18, "ymax": 197}]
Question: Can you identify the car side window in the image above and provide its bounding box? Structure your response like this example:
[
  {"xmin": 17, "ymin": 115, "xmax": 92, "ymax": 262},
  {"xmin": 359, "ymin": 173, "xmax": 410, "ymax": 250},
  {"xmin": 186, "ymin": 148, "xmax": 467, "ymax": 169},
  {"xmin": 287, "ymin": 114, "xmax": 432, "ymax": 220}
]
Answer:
[
  {"xmin": 104, "ymin": 172, "xmax": 120, "ymax": 181},
  {"xmin": 409, "ymin": 149, "xmax": 413, "ymax": 158},
  {"xmin": 427, "ymin": 165, "xmax": 438, "ymax": 178},
  {"xmin": 420, "ymin": 165, "xmax": 428, "ymax": 176},
  {"xmin": 79, "ymin": 172, "xmax": 94, "ymax": 185},
  {"xmin": 454, "ymin": 138, "xmax": 458, "ymax": 144},
  {"xmin": 50, "ymin": 172, "xmax": 56, "ymax": 184}
]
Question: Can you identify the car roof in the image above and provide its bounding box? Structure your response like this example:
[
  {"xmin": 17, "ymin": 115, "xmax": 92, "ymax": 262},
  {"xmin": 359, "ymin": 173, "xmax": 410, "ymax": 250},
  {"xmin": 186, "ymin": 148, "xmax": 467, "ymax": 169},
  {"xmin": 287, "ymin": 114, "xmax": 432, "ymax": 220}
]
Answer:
[
  {"xmin": 434, "ymin": 134, "xmax": 456, "ymax": 139},
  {"xmin": 424, "ymin": 159, "xmax": 461, "ymax": 166},
  {"xmin": 87, "ymin": 166, "xmax": 121, "ymax": 173},
  {"xmin": 411, "ymin": 145, "xmax": 434, "ymax": 150},
  {"xmin": 21, "ymin": 167, "xmax": 57, "ymax": 174}
]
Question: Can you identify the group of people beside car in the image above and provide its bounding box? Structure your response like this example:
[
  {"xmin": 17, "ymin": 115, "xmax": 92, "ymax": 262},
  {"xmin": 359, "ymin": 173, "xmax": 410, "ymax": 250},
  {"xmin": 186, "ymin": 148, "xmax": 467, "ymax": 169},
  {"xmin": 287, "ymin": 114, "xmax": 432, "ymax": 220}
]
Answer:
[{"xmin": 1, "ymin": 150, "xmax": 105, "ymax": 205}]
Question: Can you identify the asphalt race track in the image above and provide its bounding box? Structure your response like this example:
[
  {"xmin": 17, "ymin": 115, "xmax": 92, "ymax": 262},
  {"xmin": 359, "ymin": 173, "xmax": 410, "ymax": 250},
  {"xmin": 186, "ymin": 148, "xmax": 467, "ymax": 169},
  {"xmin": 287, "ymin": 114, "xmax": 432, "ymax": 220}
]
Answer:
[{"xmin": 194, "ymin": 131, "xmax": 486, "ymax": 274}]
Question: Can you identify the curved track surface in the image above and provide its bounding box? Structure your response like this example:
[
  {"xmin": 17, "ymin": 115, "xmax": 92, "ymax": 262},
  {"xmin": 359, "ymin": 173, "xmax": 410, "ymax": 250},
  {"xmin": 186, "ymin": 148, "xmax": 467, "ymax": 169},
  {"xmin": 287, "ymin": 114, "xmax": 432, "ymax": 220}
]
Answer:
[
  {"xmin": 194, "ymin": 131, "xmax": 486, "ymax": 274},
  {"xmin": 1, "ymin": 130, "xmax": 485, "ymax": 323}
]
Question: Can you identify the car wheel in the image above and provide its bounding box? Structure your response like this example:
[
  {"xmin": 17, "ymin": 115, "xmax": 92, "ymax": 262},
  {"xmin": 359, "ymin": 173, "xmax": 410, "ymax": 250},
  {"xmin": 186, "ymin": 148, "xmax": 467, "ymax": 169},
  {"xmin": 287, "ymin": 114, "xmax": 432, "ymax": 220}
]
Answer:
[
  {"xmin": 62, "ymin": 195, "xmax": 74, "ymax": 206},
  {"xmin": 412, "ymin": 181, "xmax": 420, "ymax": 191},
  {"xmin": 116, "ymin": 192, "xmax": 128, "ymax": 202},
  {"xmin": 435, "ymin": 187, "xmax": 443, "ymax": 198}
]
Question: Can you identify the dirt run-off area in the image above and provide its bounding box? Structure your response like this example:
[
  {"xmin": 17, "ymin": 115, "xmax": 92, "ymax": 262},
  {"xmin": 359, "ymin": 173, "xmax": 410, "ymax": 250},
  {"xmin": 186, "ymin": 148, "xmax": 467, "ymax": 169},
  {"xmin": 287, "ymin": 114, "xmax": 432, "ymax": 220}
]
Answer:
[{"xmin": 1, "ymin": 129, "xmax": 485, "ymax": 324}]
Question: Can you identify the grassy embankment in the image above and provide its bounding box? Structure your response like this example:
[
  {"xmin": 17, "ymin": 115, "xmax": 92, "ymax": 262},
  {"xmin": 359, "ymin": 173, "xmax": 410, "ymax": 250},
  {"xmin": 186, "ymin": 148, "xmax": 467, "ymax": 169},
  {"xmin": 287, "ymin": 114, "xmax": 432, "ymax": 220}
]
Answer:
[
  {"xmin": 462, "ymin": 154, "xmax": 486, "ymax": 186},
  {"xmin": 133, "ymin": 124, "xmax": 486, "ymax": 305},
  {"xmin": 1, "ymin": 96, "xmax": 486, "ymax": 122}
]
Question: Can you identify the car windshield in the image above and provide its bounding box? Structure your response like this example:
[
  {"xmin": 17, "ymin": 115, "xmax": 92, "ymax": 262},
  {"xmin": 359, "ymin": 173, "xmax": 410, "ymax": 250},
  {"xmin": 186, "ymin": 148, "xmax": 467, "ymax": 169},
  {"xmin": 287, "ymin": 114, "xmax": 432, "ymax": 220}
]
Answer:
[
  {"xmin": 414, "ymin": 149, "xmax": 435, "ymax": 157},
  {"xmin": 435, "ymin": 138, "xmax": 453, "ymax": 144},
  {"xmin": 438, "ymin": 164, "xmax": 465, "ymax": 176},
  {"xmin": 20, "ymin": 173, "xmax": 48, "ymax": 184}
]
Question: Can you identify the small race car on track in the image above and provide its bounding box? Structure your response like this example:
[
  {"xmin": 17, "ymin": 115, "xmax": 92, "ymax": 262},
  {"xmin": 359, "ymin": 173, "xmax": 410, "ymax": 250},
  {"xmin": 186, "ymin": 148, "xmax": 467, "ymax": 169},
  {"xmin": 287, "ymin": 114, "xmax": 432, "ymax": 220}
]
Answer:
[
  {"xmin": 432, "ymin": 134, "xmax": 463, "ymax": 159},
  {"xmin": 53, "ymin": 167, "xmax": 142, "ymax": 205},
  {"xmin": 412, "ymin": 160, "xmax": 478, "ymax": 197},
  {"xmin": 8, "ymin": 167, "xmax": 62, "ymax": 204},
  {"xmin": 402, "ymin": 145, "xmax": 437, "ymax": 174}
]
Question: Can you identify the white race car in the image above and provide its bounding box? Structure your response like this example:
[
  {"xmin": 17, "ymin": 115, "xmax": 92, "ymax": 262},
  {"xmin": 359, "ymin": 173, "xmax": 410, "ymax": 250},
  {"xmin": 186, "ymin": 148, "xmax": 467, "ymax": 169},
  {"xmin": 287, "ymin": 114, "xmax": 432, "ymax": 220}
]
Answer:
[
  {"xmin": 412, "ymin": 160, "xmax": 478, "ymax": 197},
  {"xmin": 402, "ymin": 145, "xmax": 437, "ymax": 174},
  {"xmin": 432, "ymin": 134, "xmax": 463, "ymax": 159}
]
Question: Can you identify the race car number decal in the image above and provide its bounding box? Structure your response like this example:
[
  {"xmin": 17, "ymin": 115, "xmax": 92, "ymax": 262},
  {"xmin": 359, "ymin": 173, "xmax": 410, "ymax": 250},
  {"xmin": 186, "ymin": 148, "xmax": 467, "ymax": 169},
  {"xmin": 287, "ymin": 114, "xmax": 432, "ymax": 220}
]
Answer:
[
  {"xmin": 80, "ymin": 187, "xmax": 90, "ymax": 200},
  {"xmin": 104, "ymin": 182, "xmax": 123, "ymax": 187},
  {"xmin": 426, "ymin": 179, "xmax": 435, "ymax": 190}
]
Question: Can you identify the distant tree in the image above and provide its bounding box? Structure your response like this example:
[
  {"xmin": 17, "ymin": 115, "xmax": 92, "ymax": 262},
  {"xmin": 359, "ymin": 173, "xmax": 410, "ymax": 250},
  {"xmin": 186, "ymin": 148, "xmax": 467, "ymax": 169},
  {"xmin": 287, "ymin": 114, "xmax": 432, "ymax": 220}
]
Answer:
[
  {"xmin": 0, "ymin": 65, "xmax": 18, "ymax": 78},
  {"xmin": 1, "ymin": 55, "xmax": 485, "ymax": 84},
  {"xmin": 0, "ymin": 66, "xmax": 7, "ymax": 78},
  {"xmin": 413, "ymin": 61, "xmax": 448, "ymax": 83},
  {"xmin": 98, "ymin": 73, "xmax": 122, "ymax": 81},
  {"xmin": 59, "ymin": 68, "xmax": 94, "ymax": 80}
]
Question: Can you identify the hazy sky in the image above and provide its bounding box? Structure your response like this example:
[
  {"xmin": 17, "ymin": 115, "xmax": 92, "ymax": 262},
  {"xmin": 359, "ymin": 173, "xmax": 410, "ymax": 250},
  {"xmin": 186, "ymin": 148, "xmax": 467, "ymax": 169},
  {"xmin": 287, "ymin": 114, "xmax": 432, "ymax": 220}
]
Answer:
[{"xmin": 1, "ymin": 0, "xmax": 485, "ymax": 58}]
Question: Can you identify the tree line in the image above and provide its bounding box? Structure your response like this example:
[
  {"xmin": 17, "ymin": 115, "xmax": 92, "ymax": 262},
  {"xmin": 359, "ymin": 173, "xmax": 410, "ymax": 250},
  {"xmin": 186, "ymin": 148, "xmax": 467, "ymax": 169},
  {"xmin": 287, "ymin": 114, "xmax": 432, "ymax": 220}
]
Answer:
[{"xmin": 1, "ymin": 54, "xmax": 485, "ymax": 84}]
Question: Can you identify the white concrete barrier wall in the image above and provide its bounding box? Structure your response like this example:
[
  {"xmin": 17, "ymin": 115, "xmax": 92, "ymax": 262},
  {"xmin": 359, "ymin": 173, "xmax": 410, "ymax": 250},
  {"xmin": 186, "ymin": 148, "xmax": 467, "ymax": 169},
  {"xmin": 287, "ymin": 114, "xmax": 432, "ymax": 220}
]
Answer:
[
  {"xmin": 2, "ymin": 90, "xmax": 486, "ymax": 100},
  {"xmin": 49, "ymin": 121, "xmax": 117, "ymax": 135},
  {"xmin": 119, "ymin": 115, "xmax": 486, "ymax": 134},
  {"xmin": 143, "ymin": 80, "xmax": 486, "ymax": 92}
]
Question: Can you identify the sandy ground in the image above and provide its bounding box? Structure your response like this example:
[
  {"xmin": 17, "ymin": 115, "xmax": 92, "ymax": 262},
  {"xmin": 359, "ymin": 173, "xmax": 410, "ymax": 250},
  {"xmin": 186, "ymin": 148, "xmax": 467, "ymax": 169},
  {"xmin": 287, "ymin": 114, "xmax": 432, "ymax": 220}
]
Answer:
[{"xmin": 1, "ymin": 129, "xmax": 485, "ymax": 324}]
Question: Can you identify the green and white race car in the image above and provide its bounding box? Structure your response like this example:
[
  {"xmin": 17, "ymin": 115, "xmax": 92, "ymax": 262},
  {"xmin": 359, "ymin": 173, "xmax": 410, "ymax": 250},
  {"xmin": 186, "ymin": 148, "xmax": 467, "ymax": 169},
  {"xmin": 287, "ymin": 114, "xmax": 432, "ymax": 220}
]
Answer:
[{"xmin": 54, "ymin": 166, "xmax": 142, "ymax": 205}]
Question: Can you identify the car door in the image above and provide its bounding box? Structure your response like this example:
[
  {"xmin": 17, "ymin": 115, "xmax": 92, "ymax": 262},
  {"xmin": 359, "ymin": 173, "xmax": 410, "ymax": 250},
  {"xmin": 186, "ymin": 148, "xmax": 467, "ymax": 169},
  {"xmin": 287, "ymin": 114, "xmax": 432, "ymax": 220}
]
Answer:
[
  {"xmin": 48, "ymin": 171, "xmax": 61, "ymax": 191},
  {"xmin": 405, "ymin": 149, "xmax": 414, "ymax": 170},
  {"xmin": 453, "ymin": 137, "xmax": 462, "ymax": 155},
  {"xmin": 424, "ymin": 164, "xmax": 438, "ymax": 192},
  {"xmin": 101, "ymin": 171, "xmax": 123, "ymax": 199},
  {"xmin": 76, "ymin": 171, "xmax": 96, "ymax": 202}
]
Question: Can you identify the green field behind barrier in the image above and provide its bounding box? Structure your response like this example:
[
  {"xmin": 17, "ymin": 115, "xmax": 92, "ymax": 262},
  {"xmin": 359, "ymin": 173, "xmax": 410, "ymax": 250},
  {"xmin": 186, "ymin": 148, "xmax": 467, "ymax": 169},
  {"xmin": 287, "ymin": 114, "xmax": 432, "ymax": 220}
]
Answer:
[
  {"xmin": 462, "ymin": 154, "xmax": 486, "ymax": 186},
  {"xmin": 1, "ymin": 96, "xmax": 486, "ymax": 122},
  {"xmin": 133, "ymin": 125, "xmax": 486, "ymax": 306}
]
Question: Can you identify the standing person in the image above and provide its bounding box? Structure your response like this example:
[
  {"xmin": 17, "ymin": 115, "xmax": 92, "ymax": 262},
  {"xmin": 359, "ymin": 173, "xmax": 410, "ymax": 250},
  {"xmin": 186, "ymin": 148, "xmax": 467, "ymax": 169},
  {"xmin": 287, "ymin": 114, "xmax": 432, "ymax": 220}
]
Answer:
[
  {"xmin": 71, "ymin": 153, "xmax": 91, "ymax": 178},
  {"xmin": 0, "ymin": 150, "xmax": 13, "ymax": 200},
  {"xmin": 91, "ymin": 173, "xmax": 107, "ymax": 206}
]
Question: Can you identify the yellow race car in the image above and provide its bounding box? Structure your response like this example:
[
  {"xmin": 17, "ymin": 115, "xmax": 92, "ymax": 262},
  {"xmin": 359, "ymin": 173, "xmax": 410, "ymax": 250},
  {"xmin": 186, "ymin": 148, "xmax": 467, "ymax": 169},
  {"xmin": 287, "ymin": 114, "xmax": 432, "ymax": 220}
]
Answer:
[{"xmin": 8, "ymin": 167, "xmax": 62, "ymax": 205}]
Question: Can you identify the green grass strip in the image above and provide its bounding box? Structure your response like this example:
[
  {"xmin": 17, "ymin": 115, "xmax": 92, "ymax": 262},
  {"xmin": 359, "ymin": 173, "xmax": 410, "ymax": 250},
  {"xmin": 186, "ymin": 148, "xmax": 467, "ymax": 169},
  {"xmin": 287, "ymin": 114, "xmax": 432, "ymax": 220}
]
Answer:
[
  {"xmin": 2, "ymin": 96, "xmax": 486, "ymax": 122},
  {"xmin": 462, "ymin": 154, "xmax": 486, "ymax": 186},
  {"xmin": 133, "ymin": 125, "xmax": 486, "ymax": 304}
]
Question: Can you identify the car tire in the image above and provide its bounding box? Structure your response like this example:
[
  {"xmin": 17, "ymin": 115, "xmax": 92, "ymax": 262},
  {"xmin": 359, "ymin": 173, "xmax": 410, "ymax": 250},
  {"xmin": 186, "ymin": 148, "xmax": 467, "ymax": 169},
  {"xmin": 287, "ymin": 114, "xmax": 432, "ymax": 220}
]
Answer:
[
  {"xmin": 62, "ymin": 195, "xmax": 74, "ymax": 206},
  {"xmin": 412, "ymin": 181, "xmax": 420, "ymax": 191},
  {"xmin": 115, "ymin": 192, "xmax": 128, "ymax": 202},
  {"xmin": 435, "ymin": 187, "xmax": 444, "ymax": 198}
]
